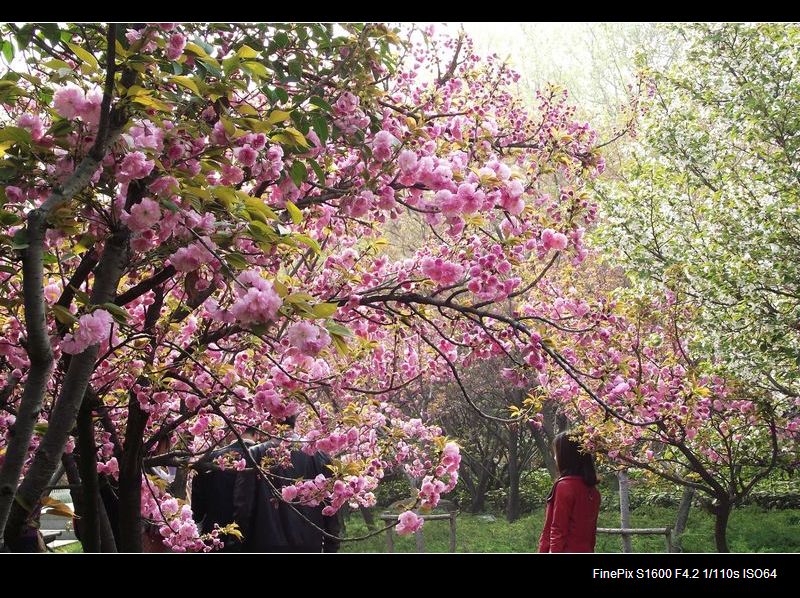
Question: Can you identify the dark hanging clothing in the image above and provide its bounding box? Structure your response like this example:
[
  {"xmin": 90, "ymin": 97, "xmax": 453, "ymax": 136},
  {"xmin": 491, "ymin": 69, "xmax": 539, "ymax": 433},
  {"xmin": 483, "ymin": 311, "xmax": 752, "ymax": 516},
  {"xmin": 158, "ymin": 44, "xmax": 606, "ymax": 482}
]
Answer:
[
  {"xmin": 190, "ymin": 440, "xmax": 255, "ymax": 552},
  {"xmin": 234, "ymin": 442, "xmax": 341, "ymax": 553}
]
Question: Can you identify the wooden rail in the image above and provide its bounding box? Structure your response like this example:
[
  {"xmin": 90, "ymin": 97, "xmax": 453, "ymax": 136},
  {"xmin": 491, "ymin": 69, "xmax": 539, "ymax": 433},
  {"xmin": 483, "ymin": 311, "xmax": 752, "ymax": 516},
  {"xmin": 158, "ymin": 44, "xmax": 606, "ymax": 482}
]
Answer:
[{"xmin": 379, "ymin": 512, "xmax": 457, "ymax": 553}]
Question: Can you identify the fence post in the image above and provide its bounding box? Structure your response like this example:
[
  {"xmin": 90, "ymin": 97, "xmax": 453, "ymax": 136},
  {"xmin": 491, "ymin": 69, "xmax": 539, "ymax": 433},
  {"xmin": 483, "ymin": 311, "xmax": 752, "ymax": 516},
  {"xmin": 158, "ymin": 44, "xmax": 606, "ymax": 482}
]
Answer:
[
  {"xmin": 449, "ymin": 512, "xmax": 457, "ymax": 552},
  {"xmin": 618, "ymin": 471, "xmax": 633, "ymax": 552}
]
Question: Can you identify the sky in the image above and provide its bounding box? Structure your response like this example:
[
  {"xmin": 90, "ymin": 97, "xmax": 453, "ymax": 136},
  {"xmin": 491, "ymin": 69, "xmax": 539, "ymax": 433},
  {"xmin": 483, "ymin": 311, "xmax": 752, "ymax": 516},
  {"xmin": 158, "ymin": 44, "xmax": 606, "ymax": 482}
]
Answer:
[{"xmin": 439, "ymin": 22, "xmax": 646, "ymax": 127}]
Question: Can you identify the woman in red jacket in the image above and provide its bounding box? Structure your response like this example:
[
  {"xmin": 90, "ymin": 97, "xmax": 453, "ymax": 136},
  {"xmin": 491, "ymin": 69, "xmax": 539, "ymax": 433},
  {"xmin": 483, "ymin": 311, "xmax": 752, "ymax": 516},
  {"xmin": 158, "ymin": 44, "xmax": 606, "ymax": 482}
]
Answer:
[{"xmin": 538, "ymin": 431, "xmax": 601, "ymax": 553}]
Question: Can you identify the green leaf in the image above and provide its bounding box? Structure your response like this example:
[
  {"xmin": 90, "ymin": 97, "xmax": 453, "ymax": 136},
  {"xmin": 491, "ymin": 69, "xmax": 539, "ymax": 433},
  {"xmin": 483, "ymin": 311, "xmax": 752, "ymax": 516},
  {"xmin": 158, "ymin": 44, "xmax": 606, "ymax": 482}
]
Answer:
[
  {"xmin": 185, "ymin": 41, "xmax": 210, "ymax": 59},
  {"xmin": 235, "ymin": 103, "xmax": 260, "ymax": 117},
  {"xmin": 284, "ymin": 127, "xmax": 309, "ymax": 148},
  {"xmin": 291, "ymin": 110, "xmax": 309, "ymax": 135},
  {"xmin": 248, "ymin": 221, "xmax": 277, "ymax": 246},
  {"xmin": 331, "ymin": 334, "xmax": 349, "ymax": 356},
  {"xmin": 212, "ymin": 186, "xmax": 237, "ymax": 209},
  {"xmin": 243, "ymin": 197, "xmax": 278, "ymax": 223},
  {"xmin": 275, "ymin": 87, "xmax": 289, "ymax": 104},
  {"xmin": 0, "ymin": 127, "xmax": 32, "ymax": 146},
  {"xmin": 14, "ymin": 24, "xmax": 34, "ymax": 51},
  {"xmin": 162, "ymin": 199, "xmax": 181, "ymax": 213},
  {"xmin": 289, "ymin": 161, "xmax": 307, "ymax": 189},
  {"xmin": 325, "ymin": 321, "xmax": 353, "ymax": 337},
  {"xmin": 98, "ymin": 302, "xmax": 129, "ymax": 323},
  {"xmin": 242, "ymin": 61, "xmax": 268, "ymax": 79},
  {"xmin": 293, "ymin": 233, "xmax": 321, "ymax": 254},
  {"xmin": 46, "ymin": 119, "xmax": 73, "ymax": 138},
  {"xmin": 270, "ymin": 133, "xmax": 294, "ymax": 147},
  {"xmin": 74, "ymin": 235, "xmax": 95, "ymax": 254},
  {"xmin": 309, "ymin": 96, "xmax": 333, "ymax": 112},
  {"xmin": 273, "ymin": 279, "xmax": 288, "ymax": 298},
  {"xmin": 284, "ymin": 292, "xmax": 315, "ymax": 303},
  {"xmin": 236, "ymin": 45, "xmax": 260, "ymax": 60},
  {"xmin": 199, "ymin": 57, "xmax": 222, "ymax": 78},
  {"xmin": 0, "ymin": 81, "xmax": 23, "ymax": 104},
  {"xmin": 131, "ymin": 94, "xmax": 174, "ymax": 113},
  {"xmin": 40, "ymin": 23, "xmax": 61, "ymax": 46},
  {"xmin": 67, "ymin": 42, "xmax": 99, "ymax": 73},
  {"xmin": 2, "ymin": 41, "xmax": 15, "ymax": 63},
  {"xmin": 310, "ymin": 302, "xmax": 338, "ymax": 319},
  {"xmin": 285, "ymin": 200, "xmax": 302, "ymax": 224},
  {"xmin": 69, "ymin": 285, "xmax": 91, "ymax": 306},
  {"xmin": 10, "ymin": 228, "xmax": 28, "ymax": 250},
  {"xmin": 225, "ymin": 252, "xmax": 250, "ymax": 270},
  {"xmin": 310, "ymin": 114, "xmax": 329, "ymax": 145},
  {"xmin": 222, "ymin": 56, "xmax": 241, "ymax": 76},
  {"xmin": 250, "ymin": 323, "xmax": 269, "ymax": 336},
  {"xmin": 51, "ymin": 305, "xmax": 78, "ymax": 326},
  {"xmin": 273, "ymin": 32, "xmax": 290, "ymax": 48},
  {"xmin": 308, "ymin": 159, "xmax": 326, "ymax": 185},
  {"xmin": 266, "ymin": 109, "xmax": 292, "ymax": 125},
  {"xmin": 288, "ymin": 59, "xmax": 302, "ymax": 80},
  {"xmin": 0, "ymin": 210, "xmax": 22, "ymax": 226},
  {"xmin": 221, "ymin": 116, "xmax": 237, "ymax": 137},
  {"xmin": 43, "ymin": 59, "xmax": 72, "ymax": 71},
  {"xmin": 169, "ymin": 75, "xmax": 201, "ymax": 96}
]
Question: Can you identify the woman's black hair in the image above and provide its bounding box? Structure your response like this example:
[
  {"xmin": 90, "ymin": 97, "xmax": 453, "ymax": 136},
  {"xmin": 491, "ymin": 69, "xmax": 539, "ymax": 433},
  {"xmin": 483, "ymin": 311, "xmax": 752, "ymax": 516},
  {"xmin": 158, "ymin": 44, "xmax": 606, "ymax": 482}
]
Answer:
[{"xmin": 553, "ymin": 431, "xmax": 598, "ymax": 486}]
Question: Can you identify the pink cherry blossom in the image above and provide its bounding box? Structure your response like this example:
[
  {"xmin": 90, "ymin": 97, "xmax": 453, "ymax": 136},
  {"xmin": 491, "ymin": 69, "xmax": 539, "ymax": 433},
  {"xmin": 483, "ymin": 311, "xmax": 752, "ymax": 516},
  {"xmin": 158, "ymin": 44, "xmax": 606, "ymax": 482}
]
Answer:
[
  {"xmin": 62, "ymin": 309, "xmax": 115, "ymax": 354},
  {"xmin": 287, "ymin": 321, "xmax": 332, "ymax": 356},
  {"xmin": 126, "ymin": 197, "xmax": 162, "ymax": 232},
  {"xmin": 53, "ymin": 85, "xmax": 85, "ymax": 120},
  {"xmin": 396, "ymin": 510, "xmax": 423, "ymax": 536}
]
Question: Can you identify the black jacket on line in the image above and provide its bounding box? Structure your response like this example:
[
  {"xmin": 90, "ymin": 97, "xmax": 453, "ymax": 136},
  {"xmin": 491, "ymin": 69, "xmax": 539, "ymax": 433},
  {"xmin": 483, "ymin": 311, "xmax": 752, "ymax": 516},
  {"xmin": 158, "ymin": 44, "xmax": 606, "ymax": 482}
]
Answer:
[
  {"xmin": 233, "ymin": 442, "xmax": 341, "ymax": 553},
  {"xmin": 190, "ymin": 440, "xmax": 256, "ymax": 552}
]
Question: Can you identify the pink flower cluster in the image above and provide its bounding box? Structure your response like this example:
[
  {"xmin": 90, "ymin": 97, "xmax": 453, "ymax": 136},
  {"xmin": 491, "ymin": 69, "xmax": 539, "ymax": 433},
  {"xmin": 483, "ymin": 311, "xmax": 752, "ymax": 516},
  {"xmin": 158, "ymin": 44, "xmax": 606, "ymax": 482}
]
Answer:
[
  {"xmin": 371, "ymin": 130, "xmax": 397, "ymax": 162},
  {"xmin": 4, "ymin": 186, "xmax": 24, "ymax": 203},
  {"xmin": 53, "ymin": 84, "xmax": 102, "ymax": 126},
  {"xmin": 330, "ymin": 475, "xmax": 376, "ymax": 512},
  {"xmin": 117, "ymin": 151, "xmax": 155, "ymax": 184},
  {"xmin": 541, "ymin": 228, "xmax": 569, "ymax": 251},
  {"xmin": 125, "ymin": 197, "xmax": 162, "ymax": 232},
  {"xmin": 333, "ymin": 91, "xmax": 370, "ymax": 134},
  {"xmin": 169, "ymin": 238, "xmax": 217, "ymax": 272},
  {"xmin": 96, "ymin": 457, "xmax": 119, "ymax": 480},
  {"xmin": 229, "ymin": 270, "xmax": 282, "ymax": 325},
  {"xmin": 421, "ymin": 257, "xmax": 464, "ymax": 286},
  {"xmin": 287, "ymin": 321, "xmax": 332, "ymax": 356},
  {"xmin": 61, "ymin": 309, "xmax": 114, "ymax": 354},
  {"xmin": 281, "ymin": 472, "xmax": 329, "ymax": 503},
  {"xmin": 125, "ymin": 120, "xmax": 165, "ymax": 152},
  {"xmin": 17, "ymin": 114, "xmax": 44, "ymax": 142},
  {"xmin": 253, "ymin": 388, "xmax": 299, "ymax": 420},
  {"xmin": 310, "ymin": 427, "xmax": 360, "ymax": 456},
  {"xmin": 395, "ymin": 510, "xmax": 423, "ymax": 536},
  {"xmin": 417, "ymin": 441, "xmax": 461, "ymax": 508},
  {"xmin": 166, "ymin": 32, "xmax": 186, "ymax": 61},
  {"xmin": 140, "ymin": 477, "xmax": 218, "ymax": 552}
]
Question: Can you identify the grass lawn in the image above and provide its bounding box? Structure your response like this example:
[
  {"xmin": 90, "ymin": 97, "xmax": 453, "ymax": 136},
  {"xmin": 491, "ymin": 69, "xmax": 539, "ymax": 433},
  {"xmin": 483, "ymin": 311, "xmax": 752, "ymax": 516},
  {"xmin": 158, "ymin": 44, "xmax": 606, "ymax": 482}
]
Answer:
[
  {"xmin": 339, "ymin": 506, "xmax": 800, "ymax": 553},
  {"xmin": 53, "ymin": 541, "xmax": 83, "ymax": 553},
  {"xmin": 49, "ymin": 505, "xmax": 800, "ymax": 553}
]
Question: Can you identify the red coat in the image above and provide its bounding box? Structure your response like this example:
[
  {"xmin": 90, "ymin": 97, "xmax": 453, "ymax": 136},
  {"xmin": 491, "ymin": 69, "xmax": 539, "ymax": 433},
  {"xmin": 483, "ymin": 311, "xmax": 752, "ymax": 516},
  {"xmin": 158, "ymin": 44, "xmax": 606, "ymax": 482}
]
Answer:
[{"xmin": 538, "ymin": 475, "xmax": 600, "ymax": 553}]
